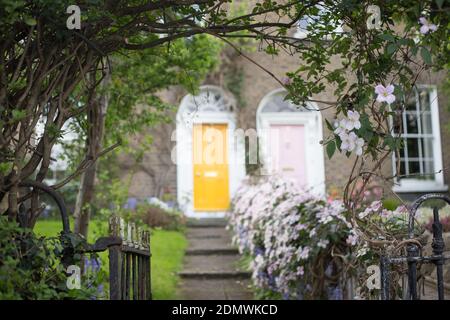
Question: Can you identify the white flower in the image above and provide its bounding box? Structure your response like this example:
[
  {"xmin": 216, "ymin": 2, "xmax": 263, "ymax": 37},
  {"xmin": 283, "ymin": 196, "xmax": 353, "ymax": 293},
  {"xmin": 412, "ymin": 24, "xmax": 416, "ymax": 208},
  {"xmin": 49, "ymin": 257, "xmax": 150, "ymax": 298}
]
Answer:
[
  {"xmin": 346, "ymin": 231, "xmax": 359, "ymax": 246},
  {"xmin": 346, "ymin": 110, "xmax": 361, "ymax": 130},
  {"xmin": 358, "ymin": 208, "xmax": 371, "ymax": 219},
  {"xmin": 334, "ymin": 110, "xmax": 361, "ymax": 136},
  {"xmin": 309, "ymin": 228, "xmax": 316, "ymax": 237},
  {"xmin": 419, "ymin": 17, "xmax": 437, "ymax": 34},
  {"xmin": 340, "ymin": 131, "xmax": 353, "ymax": 152},
  {"xmin": 356, "ymin": 246, "xmax": 369, "ymax": 258},
  {"xmin": 354, "ymin": 136, "xmax": 364, "ymax": 156},
  {"xmin": 359, "ymin": 200, "xmax": 383, "ymax": 219},
  {"xmin": 297, "ymin": 246, "xmax": 310, "ymax": 260},
  {"xmin": 317, "ymin": 239, "xmax": 329, "ymax": 248},
  {"xmin": 375, "ymin": 84, "xmax": 395, "ymax": 104},
  {"xmin": 334, "ymin": 119, "xmax": 348, "ymax": 136}
]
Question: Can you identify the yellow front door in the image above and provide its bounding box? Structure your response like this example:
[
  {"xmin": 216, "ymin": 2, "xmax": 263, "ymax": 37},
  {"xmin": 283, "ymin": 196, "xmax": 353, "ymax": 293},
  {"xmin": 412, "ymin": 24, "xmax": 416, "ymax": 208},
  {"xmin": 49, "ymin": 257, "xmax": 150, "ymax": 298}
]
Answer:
[{"xmin": 193, "ymin": 123, "xmax": 230, "ymax": 211}]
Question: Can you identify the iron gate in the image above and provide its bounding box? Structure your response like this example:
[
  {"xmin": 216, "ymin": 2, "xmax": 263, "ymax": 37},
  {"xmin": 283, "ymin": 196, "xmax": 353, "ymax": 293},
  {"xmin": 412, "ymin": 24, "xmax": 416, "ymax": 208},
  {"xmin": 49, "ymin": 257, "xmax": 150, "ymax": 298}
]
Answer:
[
  {"xmin": 380, "ymin": 193, "xmax": 450, "ymax": 300},
  {"xmin": 18, "ymin": 181, "xmax": 152, "ymax": 300}
]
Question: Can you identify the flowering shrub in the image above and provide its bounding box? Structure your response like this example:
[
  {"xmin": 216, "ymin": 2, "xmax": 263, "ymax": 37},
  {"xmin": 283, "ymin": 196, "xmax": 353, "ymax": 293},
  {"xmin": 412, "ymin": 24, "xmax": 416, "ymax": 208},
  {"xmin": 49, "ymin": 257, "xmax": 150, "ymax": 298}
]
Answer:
[
  {"xmin": 229, "ymin": 176, "xmax": 431, "ymax": 300},
  {"xmin": 228, "ymin": 176, "xmax": 353, "ymax": 299}
]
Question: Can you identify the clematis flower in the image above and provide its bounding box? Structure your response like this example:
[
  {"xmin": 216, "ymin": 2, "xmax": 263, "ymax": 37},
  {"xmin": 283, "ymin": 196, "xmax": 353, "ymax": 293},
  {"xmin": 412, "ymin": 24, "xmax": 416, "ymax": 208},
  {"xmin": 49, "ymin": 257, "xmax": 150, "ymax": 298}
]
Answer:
[
  {"xmin": 419, "ymin": 17, "xmax": 437, "ymax": 34},
  {"xmin": 346, "ymin": 110, "xmax": 361, "ymax": 130},
  {"xmin": 341, "ymin": 132, "xmax": 363, "ymax": 154},
  {"xmin": 340, "ymin": 132, "xmax": 353, "ymax": 152},
  {"xmin": 318, "ymin": 239, "xmax": 329, "ymax": 248},
  {"xmin": 375, "ymin": 84, "xmax": 396, "ymax": 104},
  {"xmin": 334, "ymin": 119, "xmax": 347, "ymax": 136},
  {"xmin": 334, "ymin": 110, "xmax": 361, "ymax": 137},
  {"xmin": 354, "ymin": 136, "xmax": 364, "ymax": 156},
  {"xmin": 346, "ymin": 233, "xmax": 358, "ymax": 246}
]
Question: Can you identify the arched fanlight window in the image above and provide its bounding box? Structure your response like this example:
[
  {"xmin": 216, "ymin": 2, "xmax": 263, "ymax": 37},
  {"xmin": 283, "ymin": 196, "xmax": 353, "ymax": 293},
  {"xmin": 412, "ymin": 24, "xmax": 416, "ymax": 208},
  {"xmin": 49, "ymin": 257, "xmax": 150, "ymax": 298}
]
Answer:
[
  {"xmin": 182, "ymin": 86, "xmax": 234, "ymax": 113},
  {"xmin": 179, "ymin": 85, "xmax": 235, "ymax": 127},
  {"xmin": 259, "ymin": 89, "xmax": 313, "ymax": 113}
]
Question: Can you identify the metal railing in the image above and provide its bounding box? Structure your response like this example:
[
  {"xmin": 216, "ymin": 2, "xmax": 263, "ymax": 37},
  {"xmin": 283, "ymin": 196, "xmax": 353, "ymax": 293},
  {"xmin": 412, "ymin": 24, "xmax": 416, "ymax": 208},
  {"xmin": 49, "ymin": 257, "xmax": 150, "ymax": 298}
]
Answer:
[{"xmin": 380, "ymin": 193, "xmax": 450, "ymax": 300}]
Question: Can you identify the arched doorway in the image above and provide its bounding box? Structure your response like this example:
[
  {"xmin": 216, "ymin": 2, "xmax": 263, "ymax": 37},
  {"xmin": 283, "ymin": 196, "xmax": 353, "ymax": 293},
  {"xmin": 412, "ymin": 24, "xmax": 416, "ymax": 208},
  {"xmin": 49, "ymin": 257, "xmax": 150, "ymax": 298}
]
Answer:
[
  {"xmin": 176, "ymin": 86, "xmax": 245, "ymax": 217},
  {"xmin": 257, "ymin": 88, "xmax": 326, "ymax": 195}
]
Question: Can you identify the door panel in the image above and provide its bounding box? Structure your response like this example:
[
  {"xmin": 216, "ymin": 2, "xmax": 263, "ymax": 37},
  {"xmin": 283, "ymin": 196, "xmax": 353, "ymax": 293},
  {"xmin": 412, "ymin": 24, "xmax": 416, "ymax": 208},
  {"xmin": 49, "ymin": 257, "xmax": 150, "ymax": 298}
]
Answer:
[
  {"xmin": 269, "ymin": 124, "xmax": 307, "ymax": 188},
  {"xmin": 193, "ymin": 124, "xmax": 230, "ymax": 211}
]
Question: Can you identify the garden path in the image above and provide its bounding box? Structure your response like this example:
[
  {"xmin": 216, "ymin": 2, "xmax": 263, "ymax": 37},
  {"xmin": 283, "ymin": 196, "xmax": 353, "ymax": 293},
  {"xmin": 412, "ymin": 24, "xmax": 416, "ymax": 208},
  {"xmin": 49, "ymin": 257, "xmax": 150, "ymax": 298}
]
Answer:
[{"xmin": 176, "ymin": 218, "xmax": 253, "ymax": 300}]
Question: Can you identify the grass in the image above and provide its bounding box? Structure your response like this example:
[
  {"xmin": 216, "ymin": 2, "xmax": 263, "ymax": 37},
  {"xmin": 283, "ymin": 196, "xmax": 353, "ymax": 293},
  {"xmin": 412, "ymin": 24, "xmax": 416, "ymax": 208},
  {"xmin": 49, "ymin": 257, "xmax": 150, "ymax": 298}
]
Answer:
[{"xmin": 34, "ymin": 219, "xmax": 187, "ymax": 300}]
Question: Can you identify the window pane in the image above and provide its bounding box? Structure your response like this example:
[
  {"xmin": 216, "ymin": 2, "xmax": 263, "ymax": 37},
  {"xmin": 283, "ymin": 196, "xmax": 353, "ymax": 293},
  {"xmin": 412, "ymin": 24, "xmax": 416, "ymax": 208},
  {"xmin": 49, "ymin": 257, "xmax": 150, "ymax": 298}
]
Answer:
[
  {"xmin": 422, "ymin": 160, "xmax": 434, "ymax": 176},
  {"xmin": 420, "ymin": 112, "xmax": 432, "ymax": 134},
  {"xmin": 399, "ymin": 161, "xmax": 406, "ymax": 176},
  {"xmin": 418, "ymin": 89, "xmax": 430, "ymax": 112},
  {"xmin": 392, "ymin": 112, "xmax": 402, "ymax": 134},
  {"xmin": 408, "ymin": 161, "xmax": 420, "ymax": 175},
  {"xmin": 405, "ymin": 94, "xmax": 417, "ymax": 111},
  {"xmin": 406, "ymin": 138, "xmax": 419, "ymax": 158},
  {"xmin": 405, "ymin": 113, "xmax": 418, "ymax": 134},
  {"xmin": 421, "ymin": 137, "xmax": 434, "ymax": 160}
]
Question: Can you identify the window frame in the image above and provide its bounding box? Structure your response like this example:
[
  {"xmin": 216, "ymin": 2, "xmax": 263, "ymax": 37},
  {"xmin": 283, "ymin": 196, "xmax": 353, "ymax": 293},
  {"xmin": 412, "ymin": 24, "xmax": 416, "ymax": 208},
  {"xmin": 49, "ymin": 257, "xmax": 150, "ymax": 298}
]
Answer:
[{"xmin": 392, "ymin": 85, "xmax": 447, "ymax": 192}]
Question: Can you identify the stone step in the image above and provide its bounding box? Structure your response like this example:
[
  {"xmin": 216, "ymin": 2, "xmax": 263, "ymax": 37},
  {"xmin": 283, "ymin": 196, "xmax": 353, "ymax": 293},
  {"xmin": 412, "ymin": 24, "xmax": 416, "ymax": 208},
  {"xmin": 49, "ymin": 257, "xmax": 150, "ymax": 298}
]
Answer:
[
  {"xmin": 177, "ymin": 279, "xmax": 253, "ymax": 300},
  {"xmin": 186, "ymin": 227, "xmax": 231, "ymax": 240},
  {"xmin": 188, "ymin": 237, "xmax": 234, "ymax": 250},
  {"xmin": 186, "ymin": 247, "xmax": 239, "ymax": 255},
  {"xmin": 188, "ymin": 234, "xmax": 222, "ymax": 239},
  {"xmin": 183, "ymin": 254, "xmax": 245, "ymax": 272},
  {"xmin": 179, "ymin": 270, "xmax": 252, "ymax": 279},
  {"xmin": 187, "ymin": 218, "xmax": 227, "ymax": 228}
]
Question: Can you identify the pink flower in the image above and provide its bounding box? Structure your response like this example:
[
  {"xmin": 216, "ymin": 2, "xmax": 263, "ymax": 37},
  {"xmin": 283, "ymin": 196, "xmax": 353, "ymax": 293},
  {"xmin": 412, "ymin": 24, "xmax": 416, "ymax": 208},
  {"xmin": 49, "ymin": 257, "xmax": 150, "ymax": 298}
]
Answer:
[
  {"xmin": 419, "ymin": 17, "xmax": 437, "ymax": 34},
  {"xmin": 375, "ymin": 84, "xmax": 396, "ymax": 104}
]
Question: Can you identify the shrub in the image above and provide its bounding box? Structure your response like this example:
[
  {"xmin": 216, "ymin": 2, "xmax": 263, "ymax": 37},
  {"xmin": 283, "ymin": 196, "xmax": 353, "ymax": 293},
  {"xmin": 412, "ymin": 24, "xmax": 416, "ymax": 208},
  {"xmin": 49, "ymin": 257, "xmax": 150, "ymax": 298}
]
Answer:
[
  {"xmin": 229, "ymin": 176, "xmax": 421, "ymax": 300},
  {"xmin": 128, "ymin": 203, "xmax": 186, "ymax": 231},
  {"xmin": 0, "ymin": 216, "xmax": 102, "ymax": 299},
  {"xmin": 228, "ymin": 176, "xmax": 353, "ymax": 299}
]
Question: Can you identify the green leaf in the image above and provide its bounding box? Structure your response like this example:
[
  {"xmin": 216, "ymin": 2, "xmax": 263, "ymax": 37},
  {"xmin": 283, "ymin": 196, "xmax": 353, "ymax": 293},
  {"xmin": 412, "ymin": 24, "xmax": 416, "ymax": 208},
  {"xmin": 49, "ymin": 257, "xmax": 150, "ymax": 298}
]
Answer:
[
  {"xmin": 24, "ymin": 17, "xmax": 36, "ymax": 26},
  {"xmin": 420, "ymin": 47, "xmax": 432, "ymax": 65},
  {"xmin": 325, "ymin": 119, "xmax": 334, "ymax": 131},
  {"xmin": 386, "ymin": 43, "xmax": 397, "ymax": 55},
  {"xmin": 379, "ymin": 33, "xmax": 395, "ymax": 42},
  {"xmin": 326, "ymin": 141, "xmax": 336, "ymax": 159}
]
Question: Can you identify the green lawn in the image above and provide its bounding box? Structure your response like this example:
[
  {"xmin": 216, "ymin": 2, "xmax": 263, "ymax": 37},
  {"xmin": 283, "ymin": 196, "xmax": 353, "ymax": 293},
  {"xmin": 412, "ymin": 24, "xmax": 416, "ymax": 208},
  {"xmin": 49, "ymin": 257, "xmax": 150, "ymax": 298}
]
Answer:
[{"xmin": 34, "ymin": 219, "xmax": 186, "ymax": 300}]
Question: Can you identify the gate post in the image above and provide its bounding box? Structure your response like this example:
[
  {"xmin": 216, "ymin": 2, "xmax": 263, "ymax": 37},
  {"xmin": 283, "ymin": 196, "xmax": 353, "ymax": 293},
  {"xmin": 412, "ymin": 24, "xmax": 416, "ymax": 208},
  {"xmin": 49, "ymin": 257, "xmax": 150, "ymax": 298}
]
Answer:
[
  {"xmin": 431, "ymin": 207, "xmax": 445, "ymax": 300},
  {"xmin": 109, "ymin": 216, "xmax": 123, "ymax": 300}
]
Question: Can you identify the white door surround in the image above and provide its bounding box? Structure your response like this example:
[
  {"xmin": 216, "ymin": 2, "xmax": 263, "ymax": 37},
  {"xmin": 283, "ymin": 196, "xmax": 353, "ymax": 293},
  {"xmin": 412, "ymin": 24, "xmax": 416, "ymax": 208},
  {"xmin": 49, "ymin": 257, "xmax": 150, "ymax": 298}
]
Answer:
[
  {"xmin": 176, "ymin": 85, "xmax": 246, "ymax": 218},
  {"xmin": 256, "ymin": 88, "xmax": 326, "ymax": 196}
]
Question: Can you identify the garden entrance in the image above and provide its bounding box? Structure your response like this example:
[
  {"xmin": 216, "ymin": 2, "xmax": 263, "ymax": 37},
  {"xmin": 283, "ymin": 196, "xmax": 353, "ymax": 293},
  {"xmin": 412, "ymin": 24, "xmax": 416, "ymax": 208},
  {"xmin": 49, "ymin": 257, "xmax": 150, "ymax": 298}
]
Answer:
[{"xmin": 19, "ymin": 181, "xmax": 152, "ymax": 300}]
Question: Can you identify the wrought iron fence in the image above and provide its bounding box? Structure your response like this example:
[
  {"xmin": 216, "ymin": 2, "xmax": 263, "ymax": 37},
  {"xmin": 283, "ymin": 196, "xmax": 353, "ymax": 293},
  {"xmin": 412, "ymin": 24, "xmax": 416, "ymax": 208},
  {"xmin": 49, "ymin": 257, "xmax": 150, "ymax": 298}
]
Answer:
[
  {"xmin": 380, "ymin": 193, "xmax": 450, "ymax": 300},
  {"xmin": 18, "ymin": 181, "xmax": 152, "ymax": 300}
]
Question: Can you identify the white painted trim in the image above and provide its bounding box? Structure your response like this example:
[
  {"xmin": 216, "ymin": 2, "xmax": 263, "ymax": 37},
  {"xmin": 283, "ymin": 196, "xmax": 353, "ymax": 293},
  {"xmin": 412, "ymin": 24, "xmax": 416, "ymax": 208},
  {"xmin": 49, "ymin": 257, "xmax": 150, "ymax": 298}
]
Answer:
[
  {"xmin": 176, "ymin": 86, "xmax": 246, "ymax": 218},
  {"xmin": 392, "ymin": 85, "xmax": 447, "ymax": 193},
  {"xmin": 256, "ymin": 88, "xmax": 326, "ymax": 196}
]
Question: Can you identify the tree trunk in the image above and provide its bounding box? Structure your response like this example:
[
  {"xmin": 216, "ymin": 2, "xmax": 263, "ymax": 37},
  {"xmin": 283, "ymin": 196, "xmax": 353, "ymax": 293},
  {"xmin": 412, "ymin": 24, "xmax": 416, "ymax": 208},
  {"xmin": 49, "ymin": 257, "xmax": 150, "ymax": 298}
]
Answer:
[{"xmin": 74, "ymin": 67, "xmax": 110, "ymax": 237}]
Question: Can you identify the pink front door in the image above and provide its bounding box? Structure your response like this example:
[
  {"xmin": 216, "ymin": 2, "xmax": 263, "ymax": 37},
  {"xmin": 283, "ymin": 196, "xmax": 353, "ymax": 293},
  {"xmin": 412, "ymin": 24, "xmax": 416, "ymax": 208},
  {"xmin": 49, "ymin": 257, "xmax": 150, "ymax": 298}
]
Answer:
[{"xmin": 269, "ymin": 124, "xmax": 307, "ymax": 188}]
